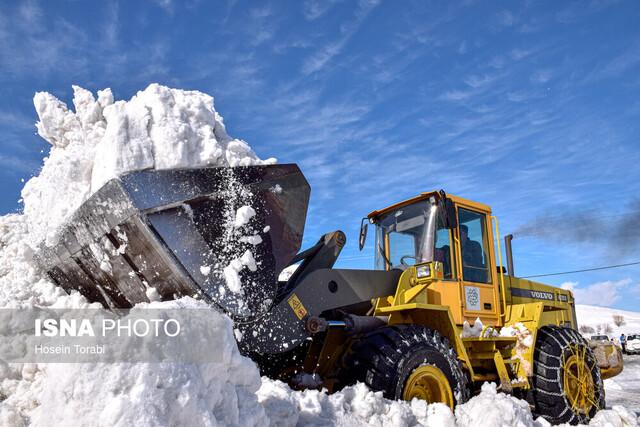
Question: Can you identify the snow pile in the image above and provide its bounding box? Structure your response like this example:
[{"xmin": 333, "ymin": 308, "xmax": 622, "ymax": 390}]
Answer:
[
  {"xmin": 22, "ymin": 84, "xmax": 274, "ymax": 247},
  {"xmin": 455, "ymin": 382, "xmax": 534, "ymax": 426},
  {"xmin": 258, "ymin": 379, "xmax": 456, "ymax": 427},
  {"xmin": 586, "ymin": 407, "xmax": 639, "ymax": 427},
  {"xmin": 0, "ymin": 214, "xmax": 92, "ymax": 310},
  {"xmin": 461, "ymin": 317, "xmax": 491, "ymax": 338},
  {"xmin": 500, "ymin": 323, "xmax": 534, "ymax": 374},
  {"xmin": 0, "ymin": 301, "xmax": 269, "ymax": 427}
]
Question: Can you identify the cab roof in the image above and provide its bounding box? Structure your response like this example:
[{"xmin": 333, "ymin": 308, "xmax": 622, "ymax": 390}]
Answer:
[{"xmin": 367, "ymin": 190, "xmax": 492, "ymax": 221}]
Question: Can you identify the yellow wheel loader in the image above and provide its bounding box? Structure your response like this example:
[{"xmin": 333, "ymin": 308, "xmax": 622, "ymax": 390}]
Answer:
[{"xmin": 36, "ymin": 164, "xmax": 623, "ymax": 425}]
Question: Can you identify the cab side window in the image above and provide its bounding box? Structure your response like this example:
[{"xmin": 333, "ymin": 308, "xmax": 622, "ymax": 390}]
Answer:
[{"xmin": 458, "ymin": 208, "xmax": 491, "ymax": 284}]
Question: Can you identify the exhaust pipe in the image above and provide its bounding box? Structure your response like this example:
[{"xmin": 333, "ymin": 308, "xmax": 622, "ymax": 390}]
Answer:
[{"xmin": 504, "ymin": 234, "xmax": 514, "ymax": 277}]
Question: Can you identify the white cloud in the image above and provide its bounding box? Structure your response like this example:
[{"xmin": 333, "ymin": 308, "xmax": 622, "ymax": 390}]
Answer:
[
  {"xmin": 510, "ymin": 48, "xmax": 532, "ymax": 60},
  {"xmin": 153, "ymin": 0, "xmax": 173, "ymax": 14},
  {"xmin": 246, "ymin": 5, "xmax": 279, "ymax": 46},
  {"xmin": 497, "ymin": 10, "xmax": 516, "ymax": 27},
  {"xmin": 463, "ymin": 74, "xmax": 495, "ymax": 89},
  {"xmin": 488, "ymin": 56, "xmax": 505, "ymax": 69},
  {"xmin": 302, "ymin": 0, "xmax": 380, "ymax": 75},
  {"xmin": 438, "ymin": 89, "xmax": 474, "ymax": 102},
  {"xmin": 458, "ymin": 40, "xmax": 468, "ymax": 54},
  {"xmin": 303, "ymin": 0, "xmax": 340, "ymax": 21},
  {"xmin": 530, "ymin": 69, "xmax": 552, "ymax": 84},
  {"xmin": 565, "ymin": 278, "xmax": 633, "ymax": 306},
  {"xmin": 103, "ymin": 1, "xmax": 119, "ymax": 48},
  {"xmin": 0, "ymin": 153, "xmax": 40, "ymax": 174},
  {"xmin": 18, "ymin": 0, "xmax": 43, "ymax": 28}
]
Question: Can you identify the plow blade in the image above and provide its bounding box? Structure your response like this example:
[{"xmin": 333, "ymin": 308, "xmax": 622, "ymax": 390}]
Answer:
[{"xmin": 35, "ymin": 164, "xmax": 310, "ymax": 319}]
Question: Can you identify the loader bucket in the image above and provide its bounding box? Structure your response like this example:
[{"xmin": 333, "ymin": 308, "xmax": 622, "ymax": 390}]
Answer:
[{"xmin": 35, "ymin": 164, "xmax": 310, "ymax": 319}]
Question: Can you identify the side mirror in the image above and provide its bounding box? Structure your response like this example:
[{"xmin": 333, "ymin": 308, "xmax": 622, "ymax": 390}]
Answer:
[
  {"xmin": 439, "ymin": 190, "xmax": 458, "ymax": 229},
  {"xmin": 358, "ymin": 218, "xmax": 368, "ymax": 251}
]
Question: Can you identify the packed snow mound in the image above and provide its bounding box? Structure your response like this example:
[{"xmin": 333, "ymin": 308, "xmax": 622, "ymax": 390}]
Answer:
[
  {"xmin": 257, "ymin": 379, "xmax": 456, "ymax": 427},
  {"xmin": 14, "ymin": 301, "xmax": 268, "ymax": 427},
  {"xmin": 461, "ymin": 317, "xmax": 486, "ymax": 338},
  {"xmin": 455, "ymin": 382, "xmax": 534, "ymax": 426},
  {"xmin": 0, "ymin": 214, "xmax": 268, "ymax": 426},
  {"xmin": 0, "ymin": 214, "xmax": 93, "ymax": 310},
  {"xmin": 22, "ymin": 84, "xmax": 275, "ymax": 246}
]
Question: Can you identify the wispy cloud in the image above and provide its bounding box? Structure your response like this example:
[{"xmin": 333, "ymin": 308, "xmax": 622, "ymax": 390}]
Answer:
[
  {"xmin": 583, "ymin": 40, "xmax": 640, "ymax": 83},
  {"xmin": 103, "ymin": 1, "xmax": 119, "ymax": 49},
  {"xmin": 17, "ymin": 0, "xmax": 43, "ymax": 29},
  {"xmin": 497, "ymin": 10, "xmax": 516, "ymax": 27},
  {"xmin": 0, "ymin": 153, "xmax": 40, "ymax": 175},
  {"xmin": 248, "ymin": 4, "xmax": 278, "ymax": 46},
  {"xmin": 153, "ymin": 0, "xmax": 174, "ymax": 15},
  {"xmin": 530, "ymin": 69, "xmax": 552, "ymax": 83},
  {"xmin": 303, "ymin": 0, "xmax": 340, "ymax": 21},
  {"xmin": 561, "ymin": 279, "xmax": 634, "ymax": 307},
  {"xmin": 302, "ymin": 0, "xmax": 380, "ymax": 75},
  {"xmin": 439, "ymin": 89, "xmax": 475, "ymax": 102},
  {"xmin": 510, "ymin": 48, "xmax": 533, "ymax": 60}
]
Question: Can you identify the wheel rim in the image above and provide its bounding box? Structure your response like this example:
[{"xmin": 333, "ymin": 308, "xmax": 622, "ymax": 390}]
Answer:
[
  {"xmin": 562, "ymin": 345, "xmax": 597, "ymax": 414},
  {"xmin": 402, "ymin": 365, "xmax": 454, "ymax": 409}
]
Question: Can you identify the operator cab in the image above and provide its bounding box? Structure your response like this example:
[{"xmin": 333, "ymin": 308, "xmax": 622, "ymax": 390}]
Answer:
[{"xmin": 366, "ymin": 190, "xmax": 501, "ymax": 326}]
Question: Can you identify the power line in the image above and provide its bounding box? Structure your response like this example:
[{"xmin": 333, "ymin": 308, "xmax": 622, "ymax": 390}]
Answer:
[{"xmin": 521, "ymin": 261, "xmax": 640, "ymax": 279}]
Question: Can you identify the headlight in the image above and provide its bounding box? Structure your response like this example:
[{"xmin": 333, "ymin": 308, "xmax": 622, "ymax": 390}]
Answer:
[{"xmin": 416, "ymin": 265, "xmax": 431, "ymax": 279}]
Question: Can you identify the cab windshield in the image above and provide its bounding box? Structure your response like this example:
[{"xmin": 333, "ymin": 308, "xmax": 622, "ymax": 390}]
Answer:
[{"xmin": 374, "ymin": 199, "xmax": 437, "ymax": 270}]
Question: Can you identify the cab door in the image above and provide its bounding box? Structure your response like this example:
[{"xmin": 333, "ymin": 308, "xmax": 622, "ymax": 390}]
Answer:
[{"xmin": 455, "ymin": 206, "xmax": 501, "ymax": 326}]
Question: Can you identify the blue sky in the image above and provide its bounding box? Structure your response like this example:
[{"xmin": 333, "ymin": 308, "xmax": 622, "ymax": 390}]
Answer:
[{"xmin": 1, "ymin": 1, "xmax": 639, "ymax": 311}]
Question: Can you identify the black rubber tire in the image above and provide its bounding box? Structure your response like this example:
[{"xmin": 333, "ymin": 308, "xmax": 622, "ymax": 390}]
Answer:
[
  {"xmin": 343, "ymin": 324, "xmax": 470, "ymax": 405},
  {"xmin": 532, "ymin": 326, "xmax": 605, "ymax": 425}
]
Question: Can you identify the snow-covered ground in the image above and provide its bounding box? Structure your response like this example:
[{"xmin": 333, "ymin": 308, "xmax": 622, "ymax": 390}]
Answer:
[
  {"xmin": 575, "ymin": 304, "xmax": 640, "ymax": 413},
  {"xmin": 0, "ymin": 85, "xmax": 637, "ymax": 426},
  {"xmin": 576, "ymin": 304, "xmax": 640, "ymax": 337},
  {"xmin": 605, "ymin": 355, "xmax": 640, "ymax": 415},
  {"xmin": 577, "ymin": 305, "xmax": 640, "ymax": 414}
]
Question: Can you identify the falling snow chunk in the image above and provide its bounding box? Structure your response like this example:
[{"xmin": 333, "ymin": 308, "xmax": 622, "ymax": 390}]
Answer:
[
  {"xmin": 241, "ymin": 250, "xmax": 257, "ymax": 272},
  {"xmin": 240, "ymin": 235, "xmax": 263, "ymax": 245},
  {"xmin": 234, "ymin": 205, "xmax": 256, "ymax": 228},
  {"xmin": 270, "ymin": 184, "xmax": 282, "ymax": 194},
  {"xmin": 223, "ymin": 263, "xmax": 242, "ymax": 293},
  {"xmin": 145, "ymin": 287, "xmax": 162, "ymax": 302}
]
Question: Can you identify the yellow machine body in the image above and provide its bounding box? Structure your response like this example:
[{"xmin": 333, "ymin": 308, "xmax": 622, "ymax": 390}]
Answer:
[{"xmin": 337, "ymin": 190, "xmax": 620, "ymax": 392}]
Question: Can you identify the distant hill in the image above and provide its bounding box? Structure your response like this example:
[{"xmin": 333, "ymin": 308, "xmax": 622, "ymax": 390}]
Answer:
[{"xmin": 575, "ymin": 304, "xmax": 640, "ymax": 337}]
